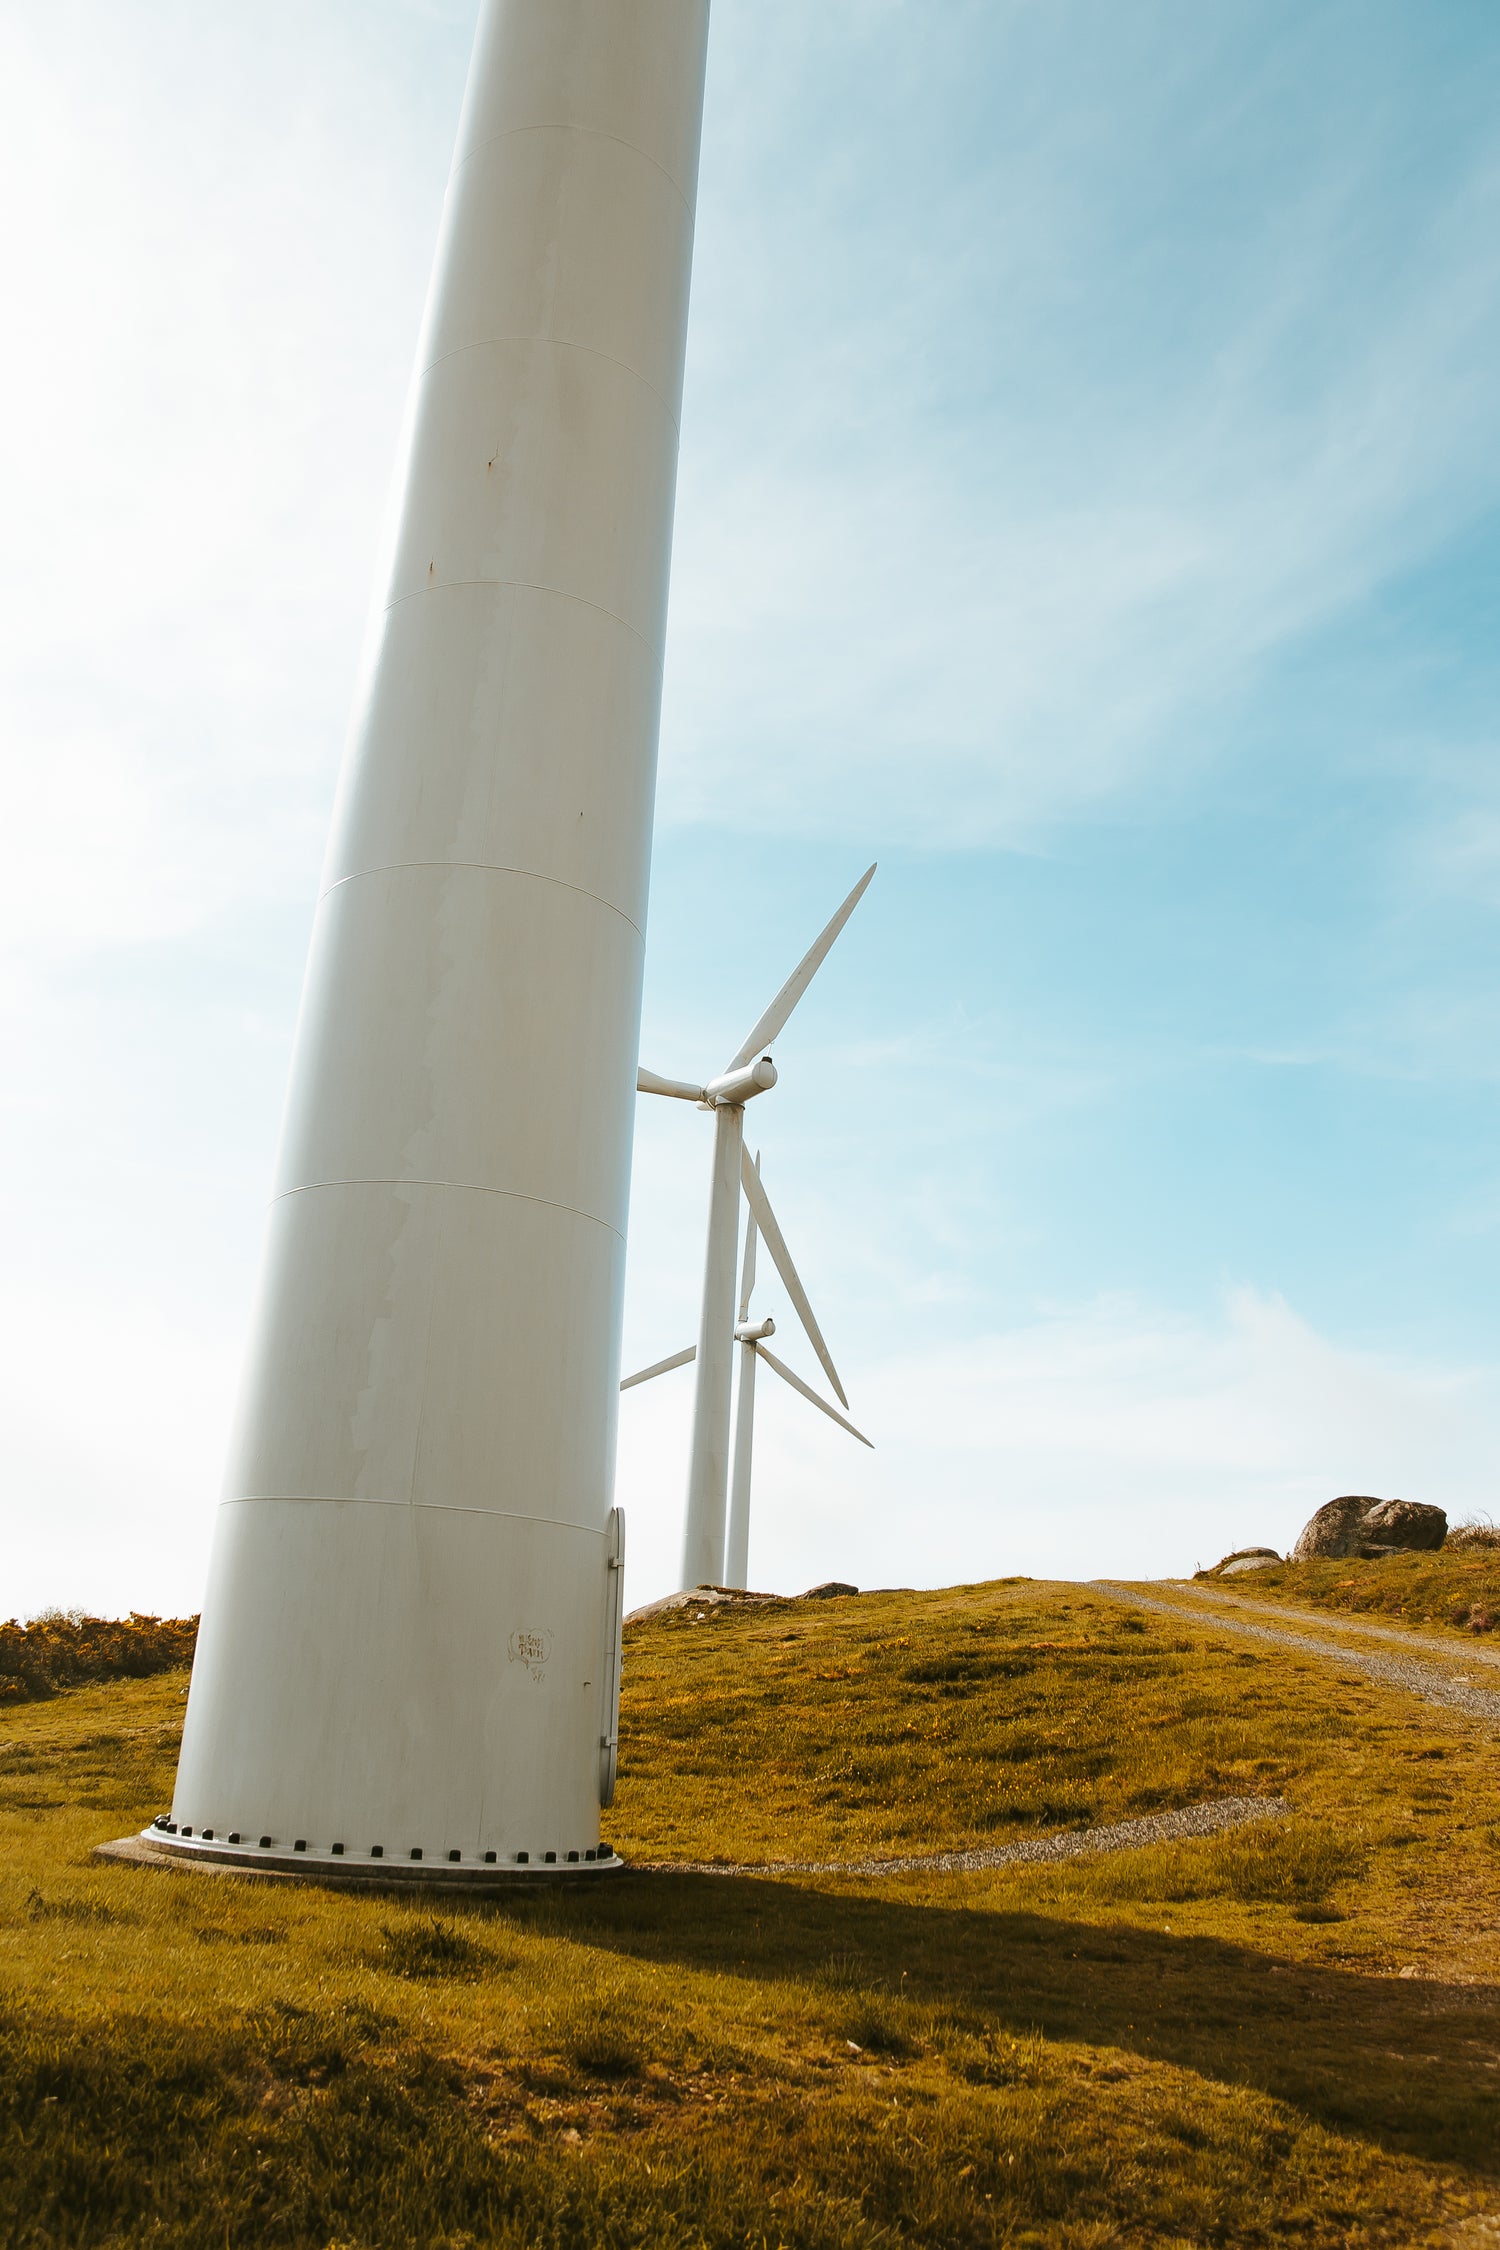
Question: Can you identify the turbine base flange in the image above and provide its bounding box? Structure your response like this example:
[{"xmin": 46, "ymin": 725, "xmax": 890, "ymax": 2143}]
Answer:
[{"xmin": 94, "ymin": 1830, "xmax": 623, "ymax": 1888}]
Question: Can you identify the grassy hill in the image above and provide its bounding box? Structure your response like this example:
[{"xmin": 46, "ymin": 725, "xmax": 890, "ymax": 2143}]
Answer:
[{"xmin": 2, "ymin": 1571, "xmax": 1498, "ymax": 2247}]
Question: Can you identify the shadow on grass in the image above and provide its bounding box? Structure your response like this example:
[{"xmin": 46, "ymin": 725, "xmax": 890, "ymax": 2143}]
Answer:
[{"xmin": 483, "ymin": 1872, "xmax": 1500, "ymax": 2174}]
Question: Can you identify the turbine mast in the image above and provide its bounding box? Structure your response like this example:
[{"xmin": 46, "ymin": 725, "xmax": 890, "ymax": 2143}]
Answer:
[
  {"xmin": 165, "ymin": 0, "xmax": 712, "ymax": 1877},
  {"xmin": 680, "ymin": 1102, "xmax": 745, "ymax": 1587},
  {"xmin": 724, "ymin": 1156, "xmax": 762, "ymax": 1589},
  {"xmin": 725, "ymin": 1339, "xmax": 757, "ymax": 1590}
]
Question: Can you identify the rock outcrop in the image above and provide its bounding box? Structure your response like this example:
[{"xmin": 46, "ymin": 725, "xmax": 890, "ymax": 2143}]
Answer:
[
  {"xmin": 1291, "ymin": 1495, "xmax": 1447, "ymax": 1562},
  {"xmin": 624, "ymin": 1585, "xmax": 779, "ymax": 1626},
  {"xmin": 1359, "ymin": 1498, "xmax": 1447, "ymax": 1552},
  {"xmin": 1291, "ymin": 1497, "xmax": 1374, "ymax": 1560},
  {"xmin": 1214, "ymin": 1548, "xmax": 1282, "ymax": 1576},
  {"xmin": 624, "ymin": 1580, "xmax": 861, "ymax": 1626}
]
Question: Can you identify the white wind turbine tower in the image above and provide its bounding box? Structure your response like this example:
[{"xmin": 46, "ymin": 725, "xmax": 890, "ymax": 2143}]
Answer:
[
  {"xmin": 116, "ymin": 0, "xmax": 714, "ymax": 1885},
  {"xmin": 632, "ymin": 867, "xmax": 876, "ymax": 1589}
]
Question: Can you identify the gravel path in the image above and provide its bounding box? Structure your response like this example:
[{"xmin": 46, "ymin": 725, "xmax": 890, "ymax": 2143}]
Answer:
[
  {"xmin": 1089, "ymin": 1582, "xmax": 1500, "ymax": 1727},
  {"xmin": 1168, "ymin": 1583, "xmax": 1500, "ymax": 1670},
  {"xmin": 636, "ymin": 1793, "xmax": 1287, "ymax": 1879}
]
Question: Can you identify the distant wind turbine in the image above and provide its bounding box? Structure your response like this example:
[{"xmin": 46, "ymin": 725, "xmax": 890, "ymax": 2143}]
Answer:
[
  {"xmin": 633, "ymin": 867, "xmax": 876, "ymax": 1589},
  {"xmin": 621, "ymin": 1150, "xmax": 872, "ymax": 1589}
]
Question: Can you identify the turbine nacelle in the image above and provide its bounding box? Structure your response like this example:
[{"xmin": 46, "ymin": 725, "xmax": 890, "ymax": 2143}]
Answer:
[
  {"xmin": 703, "ymin": 1056, "xmax": 778, "ymax": 1108},
  {"xmin": 735, "ymin": 1316, "xmax": 776, "ymax": 1343}
]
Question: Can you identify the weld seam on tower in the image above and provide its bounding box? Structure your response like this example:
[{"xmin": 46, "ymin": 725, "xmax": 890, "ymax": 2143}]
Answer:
[
  {"xmin": 380, "ymin": 578, "xmax": 657, "ymax": 650},
  {"xmin": 417, "ymin": 335, "xmax": 682, "ymax": 434},
  {"xmin": 452, "ymin": 122, "xmax": 697, "ymax": 213},
  {"xmin": 267, "ymin": 1179, "xmax": 626, "ymax": 1241},
  {"xmin": 219, "ymin": 1498, "xmax": 610, "ymax": 1537},
  {"xmin": 317, "ymin": 862, "xmax": 644, "ymax": 939}
]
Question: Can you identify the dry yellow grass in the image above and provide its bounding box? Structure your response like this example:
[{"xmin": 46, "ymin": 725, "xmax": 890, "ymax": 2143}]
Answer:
[{"xmin": 1, "ymin": 1576, "xmax": 1497, "ymax": 2246}]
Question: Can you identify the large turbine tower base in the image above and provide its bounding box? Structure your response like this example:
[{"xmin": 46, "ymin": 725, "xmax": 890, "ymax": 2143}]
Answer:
[{"xmin": 137, "ymin": 0, "xmax": 710, "ymax": 1877}]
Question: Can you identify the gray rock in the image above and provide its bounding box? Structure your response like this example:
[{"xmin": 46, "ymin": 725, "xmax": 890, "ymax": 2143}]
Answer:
[
  {"xmin": 623, "ymin": 1585, "xmax": 778, "ymax": 1626},
  {"xmin": 1360, "ymin": 1498, "xmax": 1447, "ymax": 1552},
  {"xmin": 1217, "ymin": 1549, "xmax": 1282, "ymax": 1575},
  {"xmin": 1291, "ymin": 1495, "xmax": 1447, "ymax": 1562},
  {"xmin": 624, "ymin": 1579, "xmax": 863, "ymax": 1627},
  {"xmin": 1292, "ymin": 1496, "xmax": 1379, "ymax": 1560}
]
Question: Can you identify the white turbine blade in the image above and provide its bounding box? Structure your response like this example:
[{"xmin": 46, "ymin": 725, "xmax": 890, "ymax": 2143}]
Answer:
[
  {"xmin": 620, "ymin": 1345, "xmax": 696, "ymax": 1391},
  {"xmin": 738, "ymin": 1151, "xmax": 760, "ymax": 1320},
  {"xmin": 724, "ymin": 864, "xmax": 876, "ymax": 1072},
  {"xmin": 755, "ymin": 1345, "xmax": 872, "ymax": 1448},
  {"xmin": 740, "ymin": 1152, "xmax": 848, "ymax": 1408},
  {"xmin": 638, "ymin": 1066, "xmax": 707, "ymax": 1102}
]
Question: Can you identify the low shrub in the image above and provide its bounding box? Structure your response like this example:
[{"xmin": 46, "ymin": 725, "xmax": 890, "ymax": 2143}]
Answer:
[{"xmin": 0, "ymin": 1611, "xmax": 197, "ymax": 1701}]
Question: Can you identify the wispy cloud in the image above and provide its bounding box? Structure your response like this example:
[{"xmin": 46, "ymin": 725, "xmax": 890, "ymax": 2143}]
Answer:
[{"xmin": 659, "ymin": 4, "xmax": 1500, "ymax": 845}]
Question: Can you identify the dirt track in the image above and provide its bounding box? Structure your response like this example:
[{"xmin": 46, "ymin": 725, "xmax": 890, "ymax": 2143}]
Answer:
[{"xmin": 1089, "ymin": 1582, "xmax": 1500, "ymax": 1728}]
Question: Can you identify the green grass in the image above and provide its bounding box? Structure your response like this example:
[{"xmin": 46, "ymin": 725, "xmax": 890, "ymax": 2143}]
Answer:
[
  {"xmin": 1193, "ymin": 1546, "xmax": 1500, "ymax": 1637},
  {"xmin": 2, "ymin": 1578, "xmax": 1499, "ymax": 2246}
]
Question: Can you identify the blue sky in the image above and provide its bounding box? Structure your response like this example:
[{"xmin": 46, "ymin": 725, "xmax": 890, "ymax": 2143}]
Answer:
[{"xmin": 3, "ymin": 0, "xmax": 1499, "ymax": 1614}]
